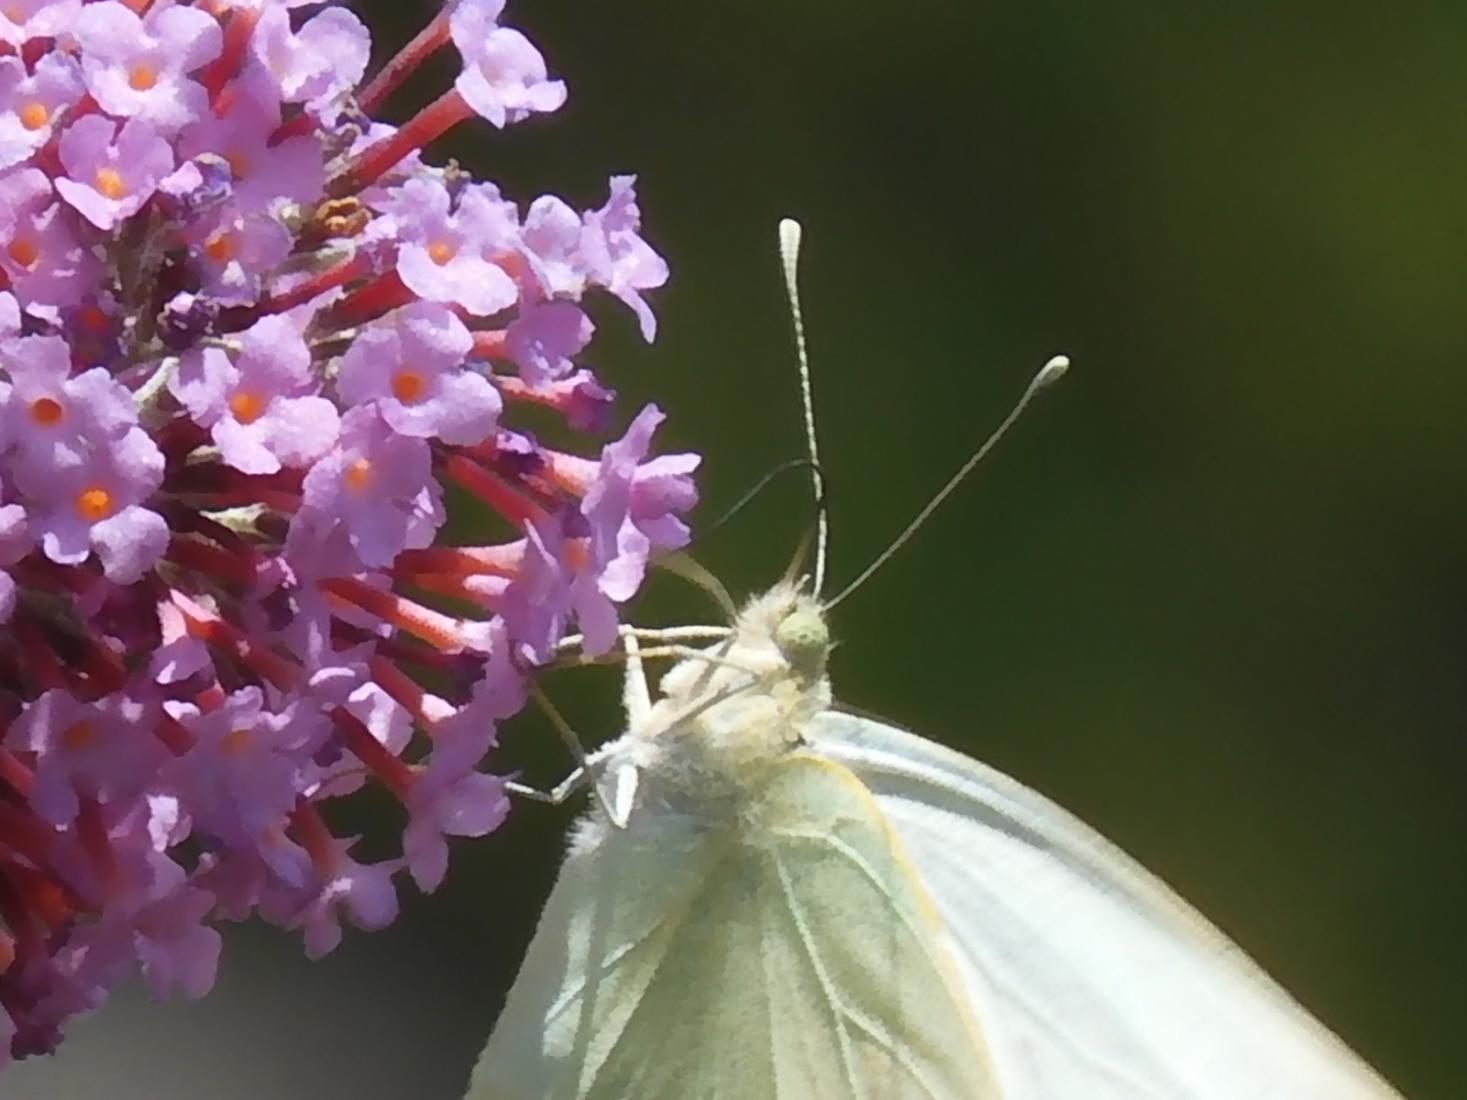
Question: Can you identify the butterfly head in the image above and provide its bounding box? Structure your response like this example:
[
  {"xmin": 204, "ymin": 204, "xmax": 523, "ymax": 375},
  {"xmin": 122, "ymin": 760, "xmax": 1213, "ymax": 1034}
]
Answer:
[{"xmin": 728, "ymin": 580, "xmax": 832, "ymax": 688}]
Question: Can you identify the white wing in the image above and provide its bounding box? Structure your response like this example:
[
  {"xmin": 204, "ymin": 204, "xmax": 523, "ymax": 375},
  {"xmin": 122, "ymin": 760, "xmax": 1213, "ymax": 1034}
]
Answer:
[{"xmin": 809, "ymin": 711, "xmax": 1407, "ymax": 1100}]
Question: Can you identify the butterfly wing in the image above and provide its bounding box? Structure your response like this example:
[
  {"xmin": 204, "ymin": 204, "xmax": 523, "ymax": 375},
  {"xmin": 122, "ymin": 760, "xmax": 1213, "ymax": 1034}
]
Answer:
[
  {"xmin": 466, "ymin": 753, "xmax": 1004, "ymax": 1100},
  {"xmin": 809, "ymin": 711, "xmax": 1406, "ymax": 1100}
]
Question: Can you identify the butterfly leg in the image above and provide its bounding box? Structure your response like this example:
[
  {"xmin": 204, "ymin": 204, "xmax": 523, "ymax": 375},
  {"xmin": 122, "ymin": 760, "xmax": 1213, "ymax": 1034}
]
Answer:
[
  {"xmin": 593, "ymin": 627, "xmax": 662, "ymax": 827},
  {"xmin": 621, "ymin": 627, "xmax": 653, "ymax": 726},
  {"xmin": 524, "ymin": 681, "xmax": 629, "ymax": 824},
  {"xmin": 503, "ymin": 738, "xmax": 626, "ymax": 810},
  {"xmin": 504, "ymin": 746, "xmax": 636, "ymax": 826},
  {"xmin": 508, "ymin": 625, "xmax": 661, "ymax": 822},
  {"xmin": 553, "ymin": 623, "xmax": 731, "ymax": 661},
  {"xmin": 556, "ymin": 626, "xmax": 747, "ymax": 824},
  {"xmin": 507, "ymin": 629, "xmax": 743, "ymax": 824},
  {"xmin": 503, "ymin": 769, "xmax": 589, "ymax": 806}
]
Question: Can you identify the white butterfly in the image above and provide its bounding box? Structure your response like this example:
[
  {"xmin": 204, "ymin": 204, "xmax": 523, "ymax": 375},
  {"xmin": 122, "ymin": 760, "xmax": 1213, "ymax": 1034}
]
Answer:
[{"xmin": 463, "ymin": 222, "xmax": 1407, "ymax": 1100}]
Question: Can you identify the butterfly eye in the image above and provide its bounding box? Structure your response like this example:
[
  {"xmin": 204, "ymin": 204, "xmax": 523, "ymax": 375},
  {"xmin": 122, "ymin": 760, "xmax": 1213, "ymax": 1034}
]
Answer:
[{"xmin": 774, "ymin": 608, "xmax": 829, "ymax": 678}]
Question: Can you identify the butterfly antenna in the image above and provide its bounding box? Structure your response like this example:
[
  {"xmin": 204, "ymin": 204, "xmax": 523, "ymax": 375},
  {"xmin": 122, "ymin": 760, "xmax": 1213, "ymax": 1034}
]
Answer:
[
  {"xmin": 779, "ymin": 218, "xmax": 830, "ymax": 598},
  {"xmin": 689, "ymin": 458, "xmax": 828, "ymax": 548},
  {"xmin": 825, "ymin": 354, "xmax": 1071, "ymax": 610}
]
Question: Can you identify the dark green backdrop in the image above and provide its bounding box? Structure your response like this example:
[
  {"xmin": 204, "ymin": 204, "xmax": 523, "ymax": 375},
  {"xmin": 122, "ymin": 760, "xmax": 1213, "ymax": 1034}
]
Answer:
[{"xmin": 13, "ymin": 3, "xmax": 1465, "ymax": 1097}]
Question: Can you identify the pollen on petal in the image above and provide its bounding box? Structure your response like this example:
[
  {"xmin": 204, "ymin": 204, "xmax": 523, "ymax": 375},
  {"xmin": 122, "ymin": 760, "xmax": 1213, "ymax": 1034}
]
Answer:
[
  {"xmin": 19, "ymin": 102, "xmax": 50, "ymax": 132},
  {"xmin": 228, "ymin": 390, "xmax": 267, "ymax": 424},
  {"xmin": 391, "ymin": 369, "xmax": 426, "ymax": 404},
  {"xmin": 75, "ymin": 486, "xmax": 115, "ymax": 522},
  {"xmin": 221, "ymin": 729, "xmax": 253, "ymax": 755},
  {"xmin": 427, "ymin": 240, "xmax": 457, "ymax": 266},
  {"xmin": 128, "ymin": 64, "xmax": 158, "ymax": 92},
  {"xmin": 94, "ymin": 168, "xmax": 127, "ymax": 200},
  {"xmin": 29, "ymin": 396, "xmax": 64, "ymax": 426},
  {"xmin": 224, "ymin": 151, "xmax": 250, "ymax": 179}
]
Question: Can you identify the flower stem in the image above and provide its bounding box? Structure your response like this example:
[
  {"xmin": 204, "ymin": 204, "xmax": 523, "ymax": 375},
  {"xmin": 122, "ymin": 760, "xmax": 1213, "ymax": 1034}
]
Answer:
[
  {"xmin": 358, "ymin": 9, "xmax": 453, "ymax": 114},
  {"xmin": 154, "ymin": 713, "xmax": 194, "ymax": 756},
  {"xmin": 0, "ymin": 746, "xmax": 34, "ymax": 799},
  {"xmin": 330, "ymin": 707, "xmax": 414, "ymax": 799},
  {"xmin": 318, "ymin": 576, "xmax": 479, "ymax": 654},
  {"xmin": 201, "ymin": 7, "xmax": 262, "ymax": 109},
  {"xmin": 329, "ymin": 88, "xmax": 474, "ymax": 198},
  {"xmin": 323, "ymin": 270, "xmax": 415, "ymax": 329},
  {"xmin": 165, "ymin": 535, "xmax": 258, "ymax": 587},
  {"xmin": 471, "ymin": 329, "xmax": 508, "ymax": 359},
  {"xmin": 394, "ymin": 544, "xmax": 524, "ymax": 579},
  {"xmin": 441, "ymin": 453, "xmax": 547, "ymax": 529},
  {"xmin": 171, "ymin": 591, "xmax": 304, "ymax": 690},
  {"xmin": 259, "ymin": 251, "xmax": 373, "ymax": 320}
]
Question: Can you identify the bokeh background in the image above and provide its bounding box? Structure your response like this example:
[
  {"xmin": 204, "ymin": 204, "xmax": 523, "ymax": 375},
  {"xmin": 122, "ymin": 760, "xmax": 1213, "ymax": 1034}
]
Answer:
[{"xmin": 12, "ymin": 2, "xmax": 1467, "ymax": 1097}]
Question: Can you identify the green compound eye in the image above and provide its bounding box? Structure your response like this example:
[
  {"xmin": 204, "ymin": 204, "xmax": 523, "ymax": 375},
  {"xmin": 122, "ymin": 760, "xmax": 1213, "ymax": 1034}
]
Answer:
[{"xmin": 774, "ymin": 607, "xmax": 829, "ymax": 676}]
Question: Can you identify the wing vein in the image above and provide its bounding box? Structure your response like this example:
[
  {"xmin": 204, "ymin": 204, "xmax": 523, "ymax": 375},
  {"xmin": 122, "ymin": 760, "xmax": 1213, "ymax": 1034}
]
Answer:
[
  {"xmin": 771, "ymin": 847, "xmax": 863, "ymax": 1097},
  {"xmin": 757, "ymin": 871, "xmax": 784, "ymax": 1099}
]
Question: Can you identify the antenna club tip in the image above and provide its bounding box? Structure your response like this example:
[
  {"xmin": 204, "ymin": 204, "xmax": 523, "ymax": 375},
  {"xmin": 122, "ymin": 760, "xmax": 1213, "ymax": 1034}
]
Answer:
[
  {"xmin": 1034, "ymin": 354, "xmax": 1071, "ymax": 390},
  {"xmin": 778, "ymin": 218, "xmax": 803, "ymax": 255}
]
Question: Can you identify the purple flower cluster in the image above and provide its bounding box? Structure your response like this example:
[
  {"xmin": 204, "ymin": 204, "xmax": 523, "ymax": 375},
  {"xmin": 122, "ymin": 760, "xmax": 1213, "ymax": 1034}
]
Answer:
[{"xmin": 0, "ymin": 0, "xmax": 694, "ymax": 1066}]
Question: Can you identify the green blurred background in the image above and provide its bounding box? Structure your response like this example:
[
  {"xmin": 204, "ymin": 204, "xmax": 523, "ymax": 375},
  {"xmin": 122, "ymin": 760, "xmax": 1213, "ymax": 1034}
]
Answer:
[{"xmin": 12, "ymin": 2, "xmax": 1466, "ymax": 1097}]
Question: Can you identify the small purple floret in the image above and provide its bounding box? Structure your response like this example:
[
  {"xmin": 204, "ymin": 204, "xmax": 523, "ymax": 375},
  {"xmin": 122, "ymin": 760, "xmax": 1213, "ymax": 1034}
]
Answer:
[
  {"xmin": 0, "ymin": 53, "xmax": 85, "ymax": 171},
  {"xmin": 171, "ymin": 314, "xmax": 340, "ymax": 474},
  {"xmin": 338, "ymin": 301, "xmax": 501, "ymax": 444},
  {"xmin": 55, "ymin": 115, "xmax": 174, "ymax": 230},
  {"xmin": 451, "ymin": 0, "xmax": 567, "ymax": 128},
  {"xmin": 391, "ymin": 178, "xmax": 519, "ymax": 316},
  {"xmin": 74, "ymin": 1, "xmax": 222, "ymax": 133},
  {"xmin": 294, "ymin": 406, "xmax": 443, "ymax": 569},
  {"xmin": 581, "ymin": 176, "xmax": 670, "ymax": 341}
]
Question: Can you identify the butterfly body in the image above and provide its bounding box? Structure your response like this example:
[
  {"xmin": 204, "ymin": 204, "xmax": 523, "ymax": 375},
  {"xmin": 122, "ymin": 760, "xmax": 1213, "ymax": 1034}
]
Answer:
[
  {"xmin": 469, "ymin": 585, "xmax": 1002, "ymax": 1099},
  {"xmin": 467, "ymin": 581, "xmax": 1406, "ymax": 1100}
]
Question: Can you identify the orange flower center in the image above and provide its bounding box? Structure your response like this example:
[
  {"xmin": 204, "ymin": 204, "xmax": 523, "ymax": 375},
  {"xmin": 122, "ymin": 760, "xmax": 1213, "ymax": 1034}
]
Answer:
[
  {"xmin": 7, "ymin": 237, "xmax": 39, "ymax": 269},
  {"xmin": 77, "ymin": 304, "xmax": 110, "ymax": 334},
  {"xmin": 228, "ymin": 389, "xmax": 267, "ymax": 424},
  {"xmin": 61, "ymin": 720, "xmax": 95, "ymax": 751},
  {"xmin": 94, "ymin": 167, "xmax": 126, "ymax": 200},
  {"xmin": 28, "ymin": 396, "xmax": 63, "ymax": 426},
  {"xmin": 427, "ymin": 240, "xmax": 456, "ymax": 266},
  {"xmin": 74, "ymin": 486, "xmax": 115, "ymax": 522},
  {"xmin": 344, "ymin": 458, "xmax": 374, "ymax": 492},
  {"xmin": 18, "ymin": 101, "xmax": 49, "ymax": 131},
  {"xmin": 224, "ymin": 150, "xmax": 249, "ymax": 178},
  {"xmin": 222, "ymin": 729, "xmax": 253, "ymax": 755},
  {"xmin": 205, "ymin": 231, "xmax": 237, "ymax": 264},
  {"xmin": 343, "ymin": 457, "xmax": 375, "ymax": 489},
  {"xmin": 391, "ymin": 369, "xmax": 426, "ymax": 404},
  {"xmin": 565, "ymin": 537, "xmax": 591, "ymax": 573},
  {"xmin": 128, "ymin": 64, "xmax": 158, "ymax": 92}
]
